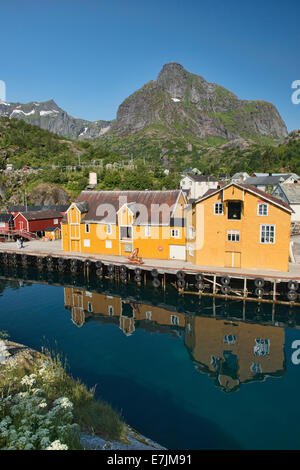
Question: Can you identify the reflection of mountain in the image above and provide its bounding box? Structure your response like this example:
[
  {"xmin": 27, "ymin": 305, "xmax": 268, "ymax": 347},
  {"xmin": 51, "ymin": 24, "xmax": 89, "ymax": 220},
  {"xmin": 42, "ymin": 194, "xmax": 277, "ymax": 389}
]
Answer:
[{"xmin": 64, "ymin": 287, "xmax": 286, "ymax": 392}]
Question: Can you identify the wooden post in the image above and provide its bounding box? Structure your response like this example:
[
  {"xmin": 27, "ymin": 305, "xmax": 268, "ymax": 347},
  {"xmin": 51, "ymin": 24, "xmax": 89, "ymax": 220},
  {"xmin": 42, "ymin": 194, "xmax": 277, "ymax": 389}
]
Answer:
[
  {"xmin": 243, "ymin": 278, "xmax": 247, "ymax": 298},
  {"xmin": 213, "ymin": 275, "xmax": 216, "ymax": 295},
  {"xmin": 213, "ymin": 297, "xmax": 216, "ymax": 316},
  {"xmin": 273, "ymin": 280, "xmax": 276, "ymax": 301}
]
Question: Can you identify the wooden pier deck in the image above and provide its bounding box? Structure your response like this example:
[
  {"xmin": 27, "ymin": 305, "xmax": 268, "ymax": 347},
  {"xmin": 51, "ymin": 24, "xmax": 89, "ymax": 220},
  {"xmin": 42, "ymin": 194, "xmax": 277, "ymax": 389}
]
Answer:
[
  {"xmin": 0, "ymin": 239, "xmax": 299, "ymax": 280},
  {"xmin": 1, "ymin": 239, "xmax": 300, "ymax": 306}
]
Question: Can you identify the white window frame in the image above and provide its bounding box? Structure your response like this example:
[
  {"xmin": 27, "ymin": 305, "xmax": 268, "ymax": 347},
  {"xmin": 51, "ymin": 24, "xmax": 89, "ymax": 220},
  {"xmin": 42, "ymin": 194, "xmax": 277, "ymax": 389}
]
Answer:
[
  {"xmin": 214, "ymin": 203, "xmax": 224, "ymax": 215},
  {"xmin": 145, "ymin": 225, "xmax": 151, "ymax": 237},
  {"xmin": 105, "ymin": 240, "xmax": 112, "ymax": 249},
  {"xmin": 53, "ymin": 218, "xmax": 59, "ymax": 225},
  {"xmin": 108, "ymin": 305, "xmax": 114, "ymax": 316},
  {"xmin": 106, "ymin": 224, "xmax": 112, "ymax": 234},
  {"xmin": 171, "ymin": 228, "xmax": 180, "ymax": 239},
  {"xmin": 254, "ymin": 338, "xmax": 270, "ymax": 357},
  {"xmin": 83, "ymin": 239, "xmax": 90, "ymax": 247},
  {"xmin": 146, "ymin": 311, "xmax": 152, "ymax": 320},
  {"xmin": 171, "ymin": 315, "xmax": 179, "ymax": 325},
  {"xmin": 85, "ymin": 223, "xmax": 90, "ymax": 233},
  {"xmin": 188, "ymin": 226, "xmax": 194, "ymax": 239},
  {"xmin": 188, "ymin": 245, "xmax": 194, "ymax": 256},
  {"xmin": 260, "ymin": 225, "xmax": 275, "ymax": 244},
  {"xmin": 227, "ymin": 230, "xmax": 240, "ymax": 242},
  {"xmin": 224, "ymin": 334, "xmax": 237, "ymax": 345},
  {"xmin": 257, "ymin": 203, "xmax": 268, "ymax": 216},
  {"xmin": 87, "ymin": 302, "xmax": 93, "ymax": 313}
]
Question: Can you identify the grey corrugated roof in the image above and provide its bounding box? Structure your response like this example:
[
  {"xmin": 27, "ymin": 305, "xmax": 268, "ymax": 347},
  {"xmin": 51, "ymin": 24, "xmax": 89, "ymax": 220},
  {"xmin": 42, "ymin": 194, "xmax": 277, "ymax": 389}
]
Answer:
[
  {"xmin": 0, "ymin": 213, "xmax": 13, "ymax": 222},
  {"xmin": 278, "ymin": 184, "xmax": 300, "ymax": 204},
  {"xmin": 184, "ymin": 174, "xmax": 218, "ymax": 183},
  {"xmin": 8, "ymin": 205, "xmax": 69, "ymax": 212},
  {"xmin": 244, "ymin": 175, "xmax": 290, "ymax": 186}
]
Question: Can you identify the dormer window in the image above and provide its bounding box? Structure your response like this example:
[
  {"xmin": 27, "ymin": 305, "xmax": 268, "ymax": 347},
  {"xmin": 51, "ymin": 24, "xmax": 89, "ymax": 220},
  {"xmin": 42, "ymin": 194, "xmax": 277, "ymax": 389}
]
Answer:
[{"xmin": 227, "ymin": 201, "xmax": 242, "ymax": 220}]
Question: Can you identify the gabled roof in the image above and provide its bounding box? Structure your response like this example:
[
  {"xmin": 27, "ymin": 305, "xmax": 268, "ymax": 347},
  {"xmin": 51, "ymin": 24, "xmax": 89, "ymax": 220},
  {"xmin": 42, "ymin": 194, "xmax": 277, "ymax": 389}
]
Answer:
[
  {"xmin": 244, "ymin": 174, "xmax": 298, "ymax": 187},
  {"xmin": 73, "ymin": 190, "xmax": 182, "ymax": 225},
  {"xmin": 8, "ymin": 205, "xmax": 69, "ymax": 212},
  {"xmin": 16, "ymin": 211, "xmax": 63, "ymax": 221},
  {"xmin": 182, "ymin": 174, "xmax": 218, "ymax": 183},
  {"xmin": 194, "ymin": 182, "xmax": 293, "ymax": 213},
  {"xmin": 45, "ymin": 226, "xmax": 61, "ymax": 232},
  {"xmin": 277, "ymin": 183, "xmax": 300, "ymax": 204}
]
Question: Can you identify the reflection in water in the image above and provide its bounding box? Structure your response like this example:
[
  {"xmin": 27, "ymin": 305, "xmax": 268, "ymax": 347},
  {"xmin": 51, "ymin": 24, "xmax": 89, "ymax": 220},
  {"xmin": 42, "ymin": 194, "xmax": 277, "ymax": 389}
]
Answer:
[{"xmin": 64, "ymin": 287, "xmax": 286, "ymax": 393}]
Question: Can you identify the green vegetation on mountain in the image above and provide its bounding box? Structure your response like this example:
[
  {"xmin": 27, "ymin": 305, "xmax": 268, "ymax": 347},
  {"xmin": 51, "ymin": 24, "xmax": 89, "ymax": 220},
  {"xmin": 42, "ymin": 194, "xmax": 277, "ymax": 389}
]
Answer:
[{"xmin": 0, "ymin": 116, "xmax": 299, "ymax": 208}]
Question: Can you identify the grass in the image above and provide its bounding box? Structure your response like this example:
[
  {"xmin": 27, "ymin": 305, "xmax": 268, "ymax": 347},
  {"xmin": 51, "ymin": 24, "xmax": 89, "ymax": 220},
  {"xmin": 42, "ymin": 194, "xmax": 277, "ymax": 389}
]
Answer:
[{"xmin": 0, "ymin": 343, "xmax": 127, "ymax": 449}]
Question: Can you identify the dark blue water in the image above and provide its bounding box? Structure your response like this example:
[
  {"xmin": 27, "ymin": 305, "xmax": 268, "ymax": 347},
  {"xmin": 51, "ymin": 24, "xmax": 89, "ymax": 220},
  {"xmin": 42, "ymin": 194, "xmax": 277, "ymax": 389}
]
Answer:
[{"xmin": 1, "ymin": 269, "xmax": 300, "ymax": 450}]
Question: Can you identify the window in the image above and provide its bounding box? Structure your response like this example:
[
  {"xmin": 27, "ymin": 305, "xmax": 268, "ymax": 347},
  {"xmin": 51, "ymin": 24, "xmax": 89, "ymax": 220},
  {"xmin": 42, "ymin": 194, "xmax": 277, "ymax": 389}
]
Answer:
[
  {"xmin": 254, "ymin": 338, "xmax": 270, "ymax": 357},
  {"xmin": 171, "ymin": 315, "xmax": 179, "ymax": 325},
  {"xmin": 124, "ymin": 244, "xmax": 132, "ymax": 252},
  {"xmin": 210, "ymin": 355, "xmax": 220, "ymax": 369},
  {"xmin": 188, "ymin": 245, "xmax": 194, "ymax": 256},
  {"xmin": 54, "ymin": 218, "xmax": 58, "ymax": 225},
  {"xmin": 224, "ymin": 334, "xmax": 237, "ymax": 345},
  {"xmin": 108, "ymin": 305, "xmax": 114, "ymax": 316},
  {"xmin": 227, "ymin": 230, "xmax": 240, "ymax": 242},
  {"xmin": 85, "ymin": 224, "xmax": 90, "ymax": 233},
  {"xmin": 171, "ymin": 229, "xmax": 180, "ymax": 238},
  {"xmin": 258, "ymin": 203, "xmax": 268, "ymax": 216},
  {"xmin": 214, "ymin": 203, "xmax": 224, "ymax": 215},
  {"xmin": 120, "ymin": 226, "xmax": 132, "ymax": 239},
  {"xmin": 188, "ymin": 226, "xmax": 194, "ymax": 239},
  {"xmin": 250, "ymin": 362, "xmax": 262, "ymax": 374},
  {"xmin": 83, "ymin": 239, "xmax": 90, "ymax": 247},
  {"xmin": 0, "ymin": 222, "xmax": 5, "ymax": 228},
  {"xmin": 105, "ymin": 240, "xmax": 112, "ymax": 248},
  {"xmin": 227, "ymin": 201, "xmax": 242, "ymax": 220},
  {"xmin": 106, "ymin": 224, "xmax": 112, "ymax": 234},
  {"xmin": 146, "ymin": 311, "xmax": 152, "ymax": 320},
  {"xmin": 145, "ymin": 226, "xmax": 151, "ymax": 237},
  {"xmin": 260, "ymin": 225, "xmax": 275, "ymax": 244},
  {"xmin": 87, "ymin": 302, "xmax": 93, "ymax": 313}
]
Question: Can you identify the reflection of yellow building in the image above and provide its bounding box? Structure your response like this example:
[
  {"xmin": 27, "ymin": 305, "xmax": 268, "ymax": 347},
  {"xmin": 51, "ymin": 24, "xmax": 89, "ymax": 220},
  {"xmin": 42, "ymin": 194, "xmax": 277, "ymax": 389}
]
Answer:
[
  {"xmin": 62, "ymin": 190, "xmax": 187, "ymax": 260},
  {"xmin": 64, "ymin": 287, "xmax": 286, "ymax": 392},
  {"xmin": 185, "ymin": 316, "xmax": 285, "ymax": 392},
  {"xmin": 64, "ymin": 288, "xmax": 185, "ymax": 335}
]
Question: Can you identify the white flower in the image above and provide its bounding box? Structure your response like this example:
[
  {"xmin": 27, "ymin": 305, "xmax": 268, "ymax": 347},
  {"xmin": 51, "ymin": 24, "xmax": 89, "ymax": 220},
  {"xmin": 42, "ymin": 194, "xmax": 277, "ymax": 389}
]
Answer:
[
  {"xmin": 46, "ymin": 440, "xmax": 68, "ymax": 450},
  {"xmin": 53, "ymin": 397, "xmax": 73, "ymax": 410}
]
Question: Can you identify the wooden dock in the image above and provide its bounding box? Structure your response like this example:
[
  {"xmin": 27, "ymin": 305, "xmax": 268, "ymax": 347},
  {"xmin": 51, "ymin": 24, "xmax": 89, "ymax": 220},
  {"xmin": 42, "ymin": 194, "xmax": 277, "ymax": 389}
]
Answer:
[{"xmin": 0, "ymin": 239, "xmax": 300, "ymax": 306}]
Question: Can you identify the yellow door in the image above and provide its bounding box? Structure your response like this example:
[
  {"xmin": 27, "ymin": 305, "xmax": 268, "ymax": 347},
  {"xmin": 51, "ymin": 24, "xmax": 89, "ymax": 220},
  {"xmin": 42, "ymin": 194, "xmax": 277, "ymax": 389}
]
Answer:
[
  {"xmin": 71, "ymin": 240, "xmax": 80, "ymax": 252},
  {"xmin": 225, "ymin": 251, "xmax": 241, "ymax": 268}
]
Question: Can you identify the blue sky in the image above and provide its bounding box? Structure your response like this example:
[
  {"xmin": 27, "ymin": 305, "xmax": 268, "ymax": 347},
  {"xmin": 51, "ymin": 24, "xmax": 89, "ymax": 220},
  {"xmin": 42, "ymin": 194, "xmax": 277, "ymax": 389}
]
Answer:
[{"xmin": 1, "ymin": 0, "xmax": 299, "ymax": 131}]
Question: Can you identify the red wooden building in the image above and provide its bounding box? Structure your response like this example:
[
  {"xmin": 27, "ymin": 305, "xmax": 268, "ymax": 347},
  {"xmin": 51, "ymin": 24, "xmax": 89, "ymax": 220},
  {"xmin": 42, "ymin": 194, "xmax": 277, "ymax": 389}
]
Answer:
[
  {"xmin": 0, "ymin": 214, "xmax": 14, "ymax": 231},
  {"xmin": 14, "ymin": 211, "xmax": 63, "ymax": 237}
]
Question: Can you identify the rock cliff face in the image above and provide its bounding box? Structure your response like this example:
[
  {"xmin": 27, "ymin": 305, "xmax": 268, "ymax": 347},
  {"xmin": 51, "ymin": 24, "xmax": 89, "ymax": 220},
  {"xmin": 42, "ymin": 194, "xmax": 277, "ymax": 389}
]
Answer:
[
  {"xmin": 0, "ymin": 63, "xmax": 288, "ymax": 141},
  {"xmin": 113, "ymin": 63, "xmax": 288, "ymax": 140},
  {"xmin": 0, "ymin": 100, "xmax": 112, "ymax": 140}
]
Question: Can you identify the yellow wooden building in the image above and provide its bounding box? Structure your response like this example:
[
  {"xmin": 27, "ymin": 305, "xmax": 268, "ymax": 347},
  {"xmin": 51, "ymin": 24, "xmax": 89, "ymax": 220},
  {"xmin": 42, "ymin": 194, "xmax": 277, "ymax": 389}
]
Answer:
[
  {"xmin": 185, "ymin": 183, "xmax": 293, "ymax": 271},
  {"xmin": 62, "ymin": 190, "xmax": 187, "ymax": 260}
]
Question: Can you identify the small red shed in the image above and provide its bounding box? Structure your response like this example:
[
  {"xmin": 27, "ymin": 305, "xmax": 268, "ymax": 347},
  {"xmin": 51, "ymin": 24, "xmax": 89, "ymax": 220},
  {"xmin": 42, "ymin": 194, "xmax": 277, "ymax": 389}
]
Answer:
[
  {"xmin": 0, "ymin": 214, "xmax": 14, "ymax": 231},
  {"xmin": 14, "ymin": 211, "xmax": 63, "ymax": 236}
]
